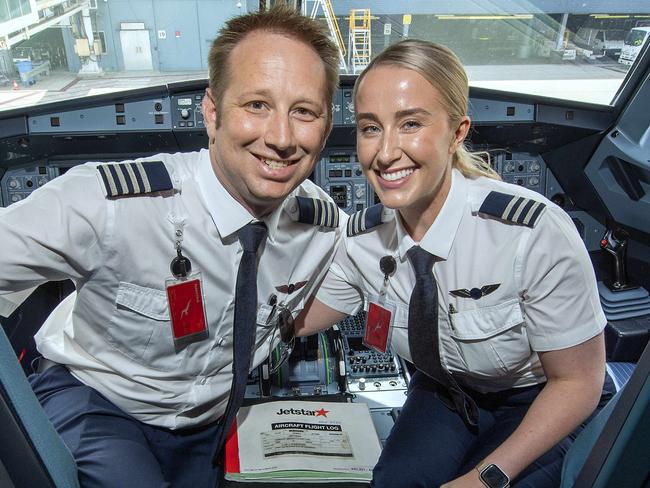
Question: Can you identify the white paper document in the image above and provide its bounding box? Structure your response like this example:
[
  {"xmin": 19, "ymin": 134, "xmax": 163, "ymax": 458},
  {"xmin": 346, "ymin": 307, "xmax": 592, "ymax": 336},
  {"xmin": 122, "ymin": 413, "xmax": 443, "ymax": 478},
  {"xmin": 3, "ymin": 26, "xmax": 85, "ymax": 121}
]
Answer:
[{"xmin": 224, "ymin": 400, "xmax": 382, "ymax": 483}]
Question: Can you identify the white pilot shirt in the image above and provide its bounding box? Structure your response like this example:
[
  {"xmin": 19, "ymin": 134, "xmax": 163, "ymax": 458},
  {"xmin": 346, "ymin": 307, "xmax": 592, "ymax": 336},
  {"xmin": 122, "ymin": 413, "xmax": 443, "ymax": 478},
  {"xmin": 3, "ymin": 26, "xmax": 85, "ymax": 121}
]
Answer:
[
  {"xmin": 317, "ymin": 168, "xmax": 606, "ymax": 393},
  {"xmin": 0, "ymin": 148, "xmax": 345, "ymax": 429}
]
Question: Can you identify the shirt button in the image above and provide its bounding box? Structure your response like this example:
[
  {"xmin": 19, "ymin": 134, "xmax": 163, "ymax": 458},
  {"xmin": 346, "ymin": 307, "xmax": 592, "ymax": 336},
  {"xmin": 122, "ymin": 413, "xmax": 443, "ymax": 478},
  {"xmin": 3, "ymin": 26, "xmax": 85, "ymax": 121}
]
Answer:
[{"xmin": 199, "ymin": 377, "xmax": 207, "ymax": 385}]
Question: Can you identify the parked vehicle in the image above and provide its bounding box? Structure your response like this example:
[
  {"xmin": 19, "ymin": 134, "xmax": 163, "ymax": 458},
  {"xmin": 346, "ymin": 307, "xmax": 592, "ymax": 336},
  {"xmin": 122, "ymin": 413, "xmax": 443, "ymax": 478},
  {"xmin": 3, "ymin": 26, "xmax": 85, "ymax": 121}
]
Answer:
[
  {"xmin": 575, "ymin": 27, "xmax": 626, "ymax": 58},
  {"xmin": 619, "ymin": 27, "xmax": 650, "ymax": 66}
]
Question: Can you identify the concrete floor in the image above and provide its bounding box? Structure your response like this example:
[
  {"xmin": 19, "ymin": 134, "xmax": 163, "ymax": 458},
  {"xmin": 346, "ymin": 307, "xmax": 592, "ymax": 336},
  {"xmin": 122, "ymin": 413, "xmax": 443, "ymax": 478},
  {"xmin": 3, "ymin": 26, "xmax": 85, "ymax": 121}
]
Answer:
[{"xmin": 0, "ymin": 70, "xmax": 207, "ymax": 112}]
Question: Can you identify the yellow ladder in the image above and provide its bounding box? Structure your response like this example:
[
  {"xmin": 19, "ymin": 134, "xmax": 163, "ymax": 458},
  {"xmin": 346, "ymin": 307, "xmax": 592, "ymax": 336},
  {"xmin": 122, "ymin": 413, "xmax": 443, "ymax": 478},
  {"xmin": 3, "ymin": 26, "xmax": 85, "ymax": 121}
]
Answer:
[
  {"xmin": 310, "ymin": 0, "xmax": 347, "ymax": 72},
  {"xmin": 348, "ymin": 9, "xmax": 371, "ymax": 74}
]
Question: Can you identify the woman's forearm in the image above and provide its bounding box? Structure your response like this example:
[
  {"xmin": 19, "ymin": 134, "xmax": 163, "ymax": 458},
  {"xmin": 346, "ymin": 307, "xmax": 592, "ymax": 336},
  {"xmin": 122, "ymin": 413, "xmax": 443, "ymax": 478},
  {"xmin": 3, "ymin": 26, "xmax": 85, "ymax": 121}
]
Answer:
[
  {"xmin": 478, "ymin": 375, "xmax": 603, "ymax": 480},
  {"xmin": 474, "ymin": 333, "xmax": 606, "ymax": 481}
]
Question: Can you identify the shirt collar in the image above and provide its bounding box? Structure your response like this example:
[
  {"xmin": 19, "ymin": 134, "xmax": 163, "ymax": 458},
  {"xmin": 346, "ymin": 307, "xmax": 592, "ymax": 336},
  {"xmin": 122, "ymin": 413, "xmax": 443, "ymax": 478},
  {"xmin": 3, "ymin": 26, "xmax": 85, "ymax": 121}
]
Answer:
[
  {"xmin": 197, "ymin": 149, "xmax": 251, "ymax": 238},
  {"xmin": 396, "ymin": 168, "xmax": 467, "ymax": 261},
  {"xmin": 196, "ymin": 149, "xmax": 284, "ymax": 239}
]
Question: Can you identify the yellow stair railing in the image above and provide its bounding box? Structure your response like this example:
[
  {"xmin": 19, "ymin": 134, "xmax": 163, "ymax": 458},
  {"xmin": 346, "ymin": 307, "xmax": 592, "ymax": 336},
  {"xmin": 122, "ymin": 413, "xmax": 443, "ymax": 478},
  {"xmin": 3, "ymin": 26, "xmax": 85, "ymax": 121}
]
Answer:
[
  {"xmin": 310, "ymin": 0, "xmax": 347, "ymax": 71},
  {"xmin": 348, "ymin": 9, "xmax": 372, "ymax": 74}
]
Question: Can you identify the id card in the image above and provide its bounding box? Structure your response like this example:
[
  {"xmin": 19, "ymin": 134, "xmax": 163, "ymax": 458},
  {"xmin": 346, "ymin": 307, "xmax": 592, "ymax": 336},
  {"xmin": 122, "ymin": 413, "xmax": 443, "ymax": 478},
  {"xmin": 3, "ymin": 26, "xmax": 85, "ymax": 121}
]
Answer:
[
  {"xmin": 165, "ymin": 272, "xmax": 209, "ymax": 348},
  {"xmin": 364, "ymin": 294, "xmax": 396, "ymax": 353}
]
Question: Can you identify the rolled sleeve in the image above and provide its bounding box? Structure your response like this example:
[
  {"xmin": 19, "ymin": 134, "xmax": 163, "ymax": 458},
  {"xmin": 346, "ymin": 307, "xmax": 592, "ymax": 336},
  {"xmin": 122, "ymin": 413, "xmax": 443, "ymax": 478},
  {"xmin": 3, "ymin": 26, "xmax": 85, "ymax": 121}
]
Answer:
[
  {"xmin": 521, "ymin": 207, "xmax": 606, "ymax": 351},
  {"xmin": 315, "ymin": 238, "xmax": 364, "ymax": 316}
]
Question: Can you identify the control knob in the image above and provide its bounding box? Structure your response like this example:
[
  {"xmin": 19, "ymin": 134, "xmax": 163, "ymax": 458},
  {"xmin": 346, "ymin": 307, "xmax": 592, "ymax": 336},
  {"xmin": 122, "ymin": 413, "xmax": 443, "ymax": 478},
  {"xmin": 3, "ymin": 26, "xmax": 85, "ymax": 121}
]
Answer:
[{"xmin": 180, "ymin": 109, "xmax": 191, "ymax": 120}]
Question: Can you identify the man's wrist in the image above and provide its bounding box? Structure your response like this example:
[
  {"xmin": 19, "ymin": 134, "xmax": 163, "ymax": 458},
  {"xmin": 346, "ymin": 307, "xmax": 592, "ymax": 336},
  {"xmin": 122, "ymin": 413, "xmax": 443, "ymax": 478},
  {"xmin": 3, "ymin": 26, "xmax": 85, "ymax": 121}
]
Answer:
[{"xmin": 476, "ymin": 461, "xmax": 510, "ymax": 488}]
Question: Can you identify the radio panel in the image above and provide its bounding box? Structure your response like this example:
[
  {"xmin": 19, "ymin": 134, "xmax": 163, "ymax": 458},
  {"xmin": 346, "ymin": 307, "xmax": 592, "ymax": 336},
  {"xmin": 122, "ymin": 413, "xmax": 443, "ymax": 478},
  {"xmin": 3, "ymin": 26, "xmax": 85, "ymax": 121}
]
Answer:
[
  {"xmin": 170, "ymin": 92, "xmax": 205, "ymax": 130},
  {"xmin": 313, "ymin": 148, "xmax": 374, "ymax": 214}
]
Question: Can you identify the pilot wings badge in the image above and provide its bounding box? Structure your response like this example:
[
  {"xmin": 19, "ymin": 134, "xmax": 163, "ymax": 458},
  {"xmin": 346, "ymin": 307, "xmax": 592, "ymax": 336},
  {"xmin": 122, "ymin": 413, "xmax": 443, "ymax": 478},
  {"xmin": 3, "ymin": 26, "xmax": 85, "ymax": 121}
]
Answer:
[
  {"xmin": 449, "ymin": 284, "xmax": 500, "ymax": 300},
  {"xmin": 275, "ymin": 280, "xmax": 308, "ymax": 295}
]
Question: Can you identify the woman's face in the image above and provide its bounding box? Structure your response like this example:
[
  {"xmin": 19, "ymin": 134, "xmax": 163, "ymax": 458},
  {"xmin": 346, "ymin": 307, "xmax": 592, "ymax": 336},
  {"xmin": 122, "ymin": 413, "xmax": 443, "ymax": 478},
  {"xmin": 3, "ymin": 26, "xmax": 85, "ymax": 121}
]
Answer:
[{"xmin": 355, "ymin": 65, "xmax": 469, "ymax": 216}]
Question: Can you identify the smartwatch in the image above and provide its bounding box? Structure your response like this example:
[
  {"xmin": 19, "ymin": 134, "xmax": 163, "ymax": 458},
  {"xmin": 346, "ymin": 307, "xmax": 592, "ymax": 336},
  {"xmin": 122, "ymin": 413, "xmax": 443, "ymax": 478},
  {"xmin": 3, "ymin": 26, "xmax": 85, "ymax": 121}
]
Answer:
[{"xmin": 476, "ymin": 461, "xmax": 510, "ymax": 488}]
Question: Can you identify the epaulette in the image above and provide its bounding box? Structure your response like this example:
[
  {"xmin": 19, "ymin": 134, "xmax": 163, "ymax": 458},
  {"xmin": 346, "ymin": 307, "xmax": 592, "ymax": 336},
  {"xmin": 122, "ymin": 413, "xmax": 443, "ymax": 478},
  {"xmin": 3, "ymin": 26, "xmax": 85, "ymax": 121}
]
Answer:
[
  {"xmin": 96, "ymin": 160, "xmax": 173, "ymax": 197},
  {"xmin": 347, "ymin": 203, "xmax": 385, "ymax": 237},
  {"xmin": 292, "ymin": 196, "xmax": 339, "ymax": 228},
  {"xmin": 478, "ymin": 191, "xmax": 546, "ymax": 228}
]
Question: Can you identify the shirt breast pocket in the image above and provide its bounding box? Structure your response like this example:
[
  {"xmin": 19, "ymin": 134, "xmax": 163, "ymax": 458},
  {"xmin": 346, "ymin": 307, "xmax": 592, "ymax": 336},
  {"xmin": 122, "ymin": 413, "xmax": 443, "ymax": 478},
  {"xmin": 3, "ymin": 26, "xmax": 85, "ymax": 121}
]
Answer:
[
  {"xmin": 105, "ymin": 281, "xmax": 183, "ymax": 372},
  {"xmin": 448, "ymin": 298, "xmax": 529, "ymax": 377}
]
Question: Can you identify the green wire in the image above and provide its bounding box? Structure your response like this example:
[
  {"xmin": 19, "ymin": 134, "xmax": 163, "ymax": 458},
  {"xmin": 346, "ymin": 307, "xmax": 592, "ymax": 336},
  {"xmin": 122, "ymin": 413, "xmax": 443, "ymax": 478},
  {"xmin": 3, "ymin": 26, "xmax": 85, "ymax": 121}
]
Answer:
[
  {"xmin": 320, "ymin": 333, "xmax": 331, "ymax": 385},
  {"xmin": 273, "ymin": 346, "xmax": 282, "ymax": 386}
]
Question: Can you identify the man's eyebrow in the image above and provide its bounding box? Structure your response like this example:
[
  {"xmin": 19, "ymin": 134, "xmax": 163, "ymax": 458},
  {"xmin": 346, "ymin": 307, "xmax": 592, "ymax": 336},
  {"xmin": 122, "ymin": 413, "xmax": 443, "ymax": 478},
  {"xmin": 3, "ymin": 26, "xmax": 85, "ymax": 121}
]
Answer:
[
  {"xmin": 236, "ymin": 89, "xmax": 273, "ymax": 99},
  {"xmin": 236, "ymin": 90, "xmax": 324, "ymax": 107},
  {"xmin": 292, "ymin": 97, "xmax": 325, "ymax": 107}
]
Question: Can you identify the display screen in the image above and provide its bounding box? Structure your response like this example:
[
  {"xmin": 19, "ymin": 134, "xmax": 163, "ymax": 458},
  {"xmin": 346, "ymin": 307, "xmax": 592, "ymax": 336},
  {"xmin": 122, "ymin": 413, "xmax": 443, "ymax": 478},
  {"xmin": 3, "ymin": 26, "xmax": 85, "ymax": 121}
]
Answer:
[{"xmin": 481, "ymin": 465, "xmax": 509, "ymax": 488}]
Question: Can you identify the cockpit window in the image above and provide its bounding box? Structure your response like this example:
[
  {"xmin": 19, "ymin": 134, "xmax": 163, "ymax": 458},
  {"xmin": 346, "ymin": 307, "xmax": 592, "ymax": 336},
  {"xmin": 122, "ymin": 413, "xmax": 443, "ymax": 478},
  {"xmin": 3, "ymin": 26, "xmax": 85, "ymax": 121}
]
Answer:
[{"xmin": 1, "ymin": 2, "xmax": 649, "ymax": 112}]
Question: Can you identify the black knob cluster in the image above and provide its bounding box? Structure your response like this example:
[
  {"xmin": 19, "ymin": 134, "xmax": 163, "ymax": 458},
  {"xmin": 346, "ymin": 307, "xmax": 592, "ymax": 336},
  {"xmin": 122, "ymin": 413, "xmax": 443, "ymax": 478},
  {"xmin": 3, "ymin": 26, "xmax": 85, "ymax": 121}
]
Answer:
[{"xmin": 348, "ymin": 352, "xmax": 396, "ymax": 375}]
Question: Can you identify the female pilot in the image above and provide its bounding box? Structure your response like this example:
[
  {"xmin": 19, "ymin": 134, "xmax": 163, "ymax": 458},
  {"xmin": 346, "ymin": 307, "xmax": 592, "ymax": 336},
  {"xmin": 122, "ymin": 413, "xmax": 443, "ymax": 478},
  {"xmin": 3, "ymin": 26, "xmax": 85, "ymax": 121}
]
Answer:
[{"xmin": 295, "ymin": 39, "xmax": 613, "ymax": 487}]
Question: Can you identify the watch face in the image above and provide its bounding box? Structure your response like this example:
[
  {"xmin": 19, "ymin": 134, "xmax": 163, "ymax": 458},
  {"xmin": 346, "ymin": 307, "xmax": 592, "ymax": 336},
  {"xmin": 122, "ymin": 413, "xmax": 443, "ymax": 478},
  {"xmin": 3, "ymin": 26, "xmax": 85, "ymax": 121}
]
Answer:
[{"xmin": 481, "ymin": 464, "xmax": 509, "ymax": 488}]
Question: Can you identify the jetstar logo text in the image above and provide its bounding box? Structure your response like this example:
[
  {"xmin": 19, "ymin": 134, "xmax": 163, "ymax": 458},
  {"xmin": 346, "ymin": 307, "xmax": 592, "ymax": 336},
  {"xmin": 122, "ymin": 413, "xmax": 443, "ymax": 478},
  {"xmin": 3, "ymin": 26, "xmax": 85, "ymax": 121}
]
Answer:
[{"xmin": 275, "ymin": 407, "xmax": 330, "ymax": 417}]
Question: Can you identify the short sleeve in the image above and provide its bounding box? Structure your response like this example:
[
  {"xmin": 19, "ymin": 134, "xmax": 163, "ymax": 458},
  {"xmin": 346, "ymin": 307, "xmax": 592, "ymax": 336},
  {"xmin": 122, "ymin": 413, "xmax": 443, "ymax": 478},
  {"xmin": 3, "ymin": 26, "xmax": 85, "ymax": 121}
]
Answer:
[
  {"xmin": 520, "ymin": 207, "xmax": 606, "ymax": 351},
  {"xmin": 315, "ymin": 238, "xmax": 364, "ymax": 315},
  {"xmin": 0, "ymin": 164, "xmax": 107, "ymax": 313}
]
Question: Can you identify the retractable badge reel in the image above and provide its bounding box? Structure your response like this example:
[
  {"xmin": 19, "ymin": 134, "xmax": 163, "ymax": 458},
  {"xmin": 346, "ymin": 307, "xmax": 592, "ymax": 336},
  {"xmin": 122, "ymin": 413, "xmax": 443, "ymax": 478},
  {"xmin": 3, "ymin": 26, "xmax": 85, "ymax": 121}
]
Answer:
[
  {"xmin": 260, "ymin": 294, "xmax": 297, "ymax": 374},
  {"xmin": 364, "ymin": 256, "xmax": 397, "ymax": 353},
  {"xmin": 165, "ymin": 221, "xmax": 209, "ymax": 348}
]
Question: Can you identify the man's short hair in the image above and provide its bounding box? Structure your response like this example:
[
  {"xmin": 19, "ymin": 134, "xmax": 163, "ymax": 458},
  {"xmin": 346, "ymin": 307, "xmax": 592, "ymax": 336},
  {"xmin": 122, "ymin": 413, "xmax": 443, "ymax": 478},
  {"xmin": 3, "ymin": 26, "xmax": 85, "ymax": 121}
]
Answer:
[{"xmin": 208, "ymin": 5, "xmax": 339, "ymax": 125}]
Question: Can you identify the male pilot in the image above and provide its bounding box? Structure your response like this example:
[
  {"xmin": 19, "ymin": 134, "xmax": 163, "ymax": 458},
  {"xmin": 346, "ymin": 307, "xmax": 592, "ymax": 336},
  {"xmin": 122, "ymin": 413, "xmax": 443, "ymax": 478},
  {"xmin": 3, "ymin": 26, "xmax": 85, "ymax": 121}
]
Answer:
[{"xmin": 0, "ymin": 6, "xmax": 343, "ymax": 488}]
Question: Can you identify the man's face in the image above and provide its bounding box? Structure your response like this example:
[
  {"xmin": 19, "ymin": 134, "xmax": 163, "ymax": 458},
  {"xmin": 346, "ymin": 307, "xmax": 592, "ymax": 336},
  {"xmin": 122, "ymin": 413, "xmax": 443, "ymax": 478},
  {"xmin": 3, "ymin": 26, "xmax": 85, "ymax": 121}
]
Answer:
[{"xmin": 202, "ymin": 31, "xmax": 331, "ymax": 216}]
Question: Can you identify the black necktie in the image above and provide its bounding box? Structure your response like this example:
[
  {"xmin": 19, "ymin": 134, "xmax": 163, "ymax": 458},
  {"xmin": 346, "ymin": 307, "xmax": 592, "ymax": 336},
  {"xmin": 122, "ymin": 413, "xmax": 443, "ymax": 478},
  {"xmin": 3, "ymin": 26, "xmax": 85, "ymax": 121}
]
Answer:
[
  {"xmin": 213, "ymin": 221, "xmax": 268, "ymax": 464},
  {"xmin": 407, "ymin": 245, "xmax": 479, "ymax": 428}
]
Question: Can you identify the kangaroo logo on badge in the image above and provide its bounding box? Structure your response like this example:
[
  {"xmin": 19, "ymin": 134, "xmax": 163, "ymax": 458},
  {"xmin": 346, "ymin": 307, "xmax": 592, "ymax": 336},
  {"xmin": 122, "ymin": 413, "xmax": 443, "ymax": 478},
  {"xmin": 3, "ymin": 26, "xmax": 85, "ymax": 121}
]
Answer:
[
  {"xmin": 364, "ymin": 294, "xmax": 396, "ymax": 354},
  {"xmin": 166, "ymin": 274, "xmax": 209, "ymax": 349}
]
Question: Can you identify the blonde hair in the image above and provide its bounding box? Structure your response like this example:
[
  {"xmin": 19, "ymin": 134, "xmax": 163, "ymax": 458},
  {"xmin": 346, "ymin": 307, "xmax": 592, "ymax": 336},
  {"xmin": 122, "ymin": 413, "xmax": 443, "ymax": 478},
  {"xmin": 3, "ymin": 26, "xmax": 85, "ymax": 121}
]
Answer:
[
  {"xmin": 208, "ymin": 5, "xmax": 339, "ymax": 125},
  {"xmin": 354, "ymin": 39, "xmax": 500, "ymax": 180}
]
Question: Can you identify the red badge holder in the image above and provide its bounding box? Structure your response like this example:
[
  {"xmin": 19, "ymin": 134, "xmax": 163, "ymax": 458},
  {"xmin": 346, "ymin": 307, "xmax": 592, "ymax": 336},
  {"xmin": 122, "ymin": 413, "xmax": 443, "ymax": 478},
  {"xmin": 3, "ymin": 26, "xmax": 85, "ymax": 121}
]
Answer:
[
  {"xmin": 364, "ymin": 294, "xmax": 396, "ymax": 354},
  {"xmin": 166, "ymin": 272, "xmax": 209, "ymax": 349}
]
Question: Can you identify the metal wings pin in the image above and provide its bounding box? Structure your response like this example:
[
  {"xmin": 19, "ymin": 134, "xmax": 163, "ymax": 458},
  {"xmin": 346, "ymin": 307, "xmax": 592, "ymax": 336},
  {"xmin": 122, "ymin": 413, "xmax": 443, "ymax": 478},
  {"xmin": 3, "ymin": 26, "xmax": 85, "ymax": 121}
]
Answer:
[
  {"xmin": 275, "ymin": 280, "xmax": 308, "ymax": 295},
  {"xmin": 449, "ymin": 284, "xmax": 500, "ymax": 300}
]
